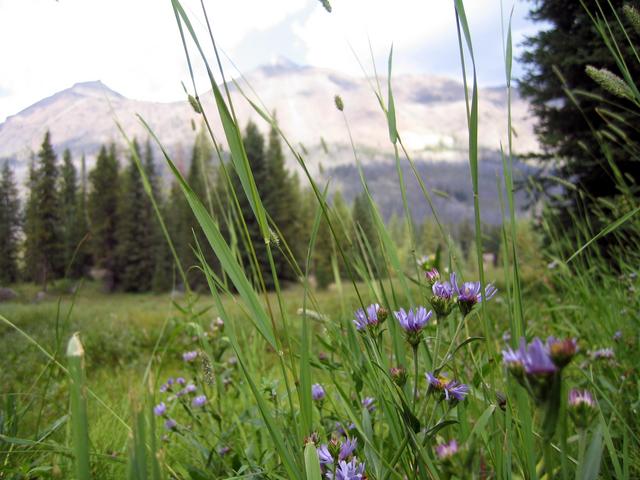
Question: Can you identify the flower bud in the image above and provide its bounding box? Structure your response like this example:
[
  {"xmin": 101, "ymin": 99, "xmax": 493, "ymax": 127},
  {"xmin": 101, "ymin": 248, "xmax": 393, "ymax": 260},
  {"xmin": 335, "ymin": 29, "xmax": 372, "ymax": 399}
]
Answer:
[
  {"xmin": 547, "ymin": 337, "xmax": 578, "ymax": 368},
  {"xmin": 568, "ymin": 389, "xmax": 597, "ymax": 429},
  {"xmin": 390, "ymin": 366, "xmax": 407, "ymax": 387},
  {"xmin": 334, "ymin": 95, "xmax": 344, "ymax": 111}
]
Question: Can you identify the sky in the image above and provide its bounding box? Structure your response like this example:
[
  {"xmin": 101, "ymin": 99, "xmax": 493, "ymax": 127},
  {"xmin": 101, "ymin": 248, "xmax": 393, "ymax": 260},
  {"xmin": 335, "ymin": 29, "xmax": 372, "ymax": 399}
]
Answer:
[{"xmin": 0, "ymin": 0, "xmax": 541, "ymax": 123}]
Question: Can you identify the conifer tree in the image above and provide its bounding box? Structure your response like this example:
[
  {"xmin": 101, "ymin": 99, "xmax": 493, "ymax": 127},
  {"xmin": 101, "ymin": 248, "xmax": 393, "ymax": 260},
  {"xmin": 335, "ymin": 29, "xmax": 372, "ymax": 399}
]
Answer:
[
  {"xmin": 60, "ymin": 149, "xmax": 89, "ymax": 277},
  {"xmin": 264, "ymin": 119, "xmax": 301, "ymax": 282},
  {"xmin": 230, "ymin": 121, "xmax": 272, "ymax": 289},
  {"xmin": 89, "ymin": 144, "xmax": 120, "ymax": 290},
  {"xmin": 0, "ymin": 161, "xmax": 21, "ymax": 284},
  {"xmin": 23, "ymin": 157, "xmax": 39, "ymax": 281},
  {"xmin": 26, "ymin": 131, "xmax": 64, "ymax": 289},
  {"xmin": 352, "ymin": 192, "xmax": 381, "ymax": 272},
  {"xmin": 116, "ymin": 139, "xmax": 156, "ymax": 292}
]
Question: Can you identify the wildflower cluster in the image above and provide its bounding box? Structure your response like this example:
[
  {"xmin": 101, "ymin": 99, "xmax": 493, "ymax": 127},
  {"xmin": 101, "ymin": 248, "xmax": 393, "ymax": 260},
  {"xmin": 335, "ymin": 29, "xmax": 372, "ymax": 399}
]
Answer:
[
  {"xmin": 502, "ymin": 337, "xmax": 577, "ymax": 402},
  {"xmin": 426, "ymin": 269, "xmax": 497, "ymax": 319},
  {"xmin": 352, "ymin": 303, "xmax": 387, "ymax": 333},
  {"xmin": 316, "ymin": 435, "xmax": 365, "ymax": 480}
]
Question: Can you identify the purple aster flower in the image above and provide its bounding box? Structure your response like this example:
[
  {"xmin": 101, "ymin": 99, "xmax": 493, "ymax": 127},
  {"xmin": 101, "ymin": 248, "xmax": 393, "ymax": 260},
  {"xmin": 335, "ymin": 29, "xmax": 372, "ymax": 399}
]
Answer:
[
  {"xmin": 451, "ymin": 273, "xmax": 497, "ymax": 315},
  {"xmin": 192, "ymin": 395, "xmax": 207, "ymax": 408},
  {"xmin": 183, "ymin": 350, "xmax": 198, "ymax": 362},
  {"xmin": 425, "ymin": 267, "xmax": 441, "ymax": 286},
  {"xmin": 426, "ymin": 372, "xmax": 446, "ymax": 391},
  {"xmin": 361, "ymin": 397, "xmax": 375, "ymax": 412},
  {"xmin": 568, "ymin": 389, "xmax": 597, "ymax": 428},
  {"xmin": 184, "ymin": 383, "xmax": 197, "ymax": 394},
  {"xmin": 353, "ymin": 304, "xmax": 381, "ymax": 331},
  {"xmin": 335, "ymin": 422, "xmax": 356, "ymax": 436},
  {"xmin": 430, "ymin": 280, "xmax": 456, "ymax": 318},
  {"xmin": 218, "ymin": 446, "xmax": 230, "ymax": 456},
  {"xmin": 164, "ymin": 418, "xmax": 177, "ymax": 430},
  {"xmin": 338, "ymin": 437, "xmax": 357, "ymax": 461},
  {"xmin": 520, "ymin": 337, "xmax": 557, "ymax": 375},
  {"xmin": 327, "ymin": 459, "xmax": 366, "ymax": 480},
  {"xmin": 160, "ymin": 377, "xmax": 174, "ymax": 393},
  {"xmin": 591, "ymin": 348, "xmax": 615, "ymax": 360},
  {"xmin": 153, "ymin": 402, "xmax": 167, "ymax": 416},
  {"xmin": 435, "ymin": 439, "xmax": 458, "ymax": 460},
  {"xmin": 444, "ymin": 381, "xmax": 469, "ymax": 402},
  {"xmin": 312, "ymin": 384, "xmax": 326, "ymax": 402},
  {"xmin": 176, "ymin": 377, "xmax": 186, "ymax": 386},
  {"xmin": 317, "ymin": 444, "xmax": 333, "ymax": 466},
  {"xmin": 613, "ymin": 331, "xmax": 622, "ymax": 342},
  {"xmin": 395, "ymin": 307, "xmax": 432, "ymax": 345}
]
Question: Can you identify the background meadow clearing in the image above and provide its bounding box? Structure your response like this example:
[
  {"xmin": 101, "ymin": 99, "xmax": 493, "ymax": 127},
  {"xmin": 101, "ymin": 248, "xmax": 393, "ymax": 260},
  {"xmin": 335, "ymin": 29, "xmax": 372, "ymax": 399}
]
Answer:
[{"xmin": 2, "ymin": 0, "xmax": 640, "ymax": 479}]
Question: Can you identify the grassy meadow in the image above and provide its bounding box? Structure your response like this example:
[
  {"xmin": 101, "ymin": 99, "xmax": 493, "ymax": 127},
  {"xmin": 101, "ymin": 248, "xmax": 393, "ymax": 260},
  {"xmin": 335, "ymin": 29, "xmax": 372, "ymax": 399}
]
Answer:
[{"xmin": 2, "ymin": 0, "xmax": 640, "ymax": 479}]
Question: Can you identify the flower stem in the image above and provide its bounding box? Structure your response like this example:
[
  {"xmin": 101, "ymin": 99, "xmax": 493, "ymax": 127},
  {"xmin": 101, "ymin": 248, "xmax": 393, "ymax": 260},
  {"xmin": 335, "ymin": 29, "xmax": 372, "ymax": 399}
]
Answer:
[{"xmin": 413, "ymin": 344, "xmax": 419, "ymax": 407}]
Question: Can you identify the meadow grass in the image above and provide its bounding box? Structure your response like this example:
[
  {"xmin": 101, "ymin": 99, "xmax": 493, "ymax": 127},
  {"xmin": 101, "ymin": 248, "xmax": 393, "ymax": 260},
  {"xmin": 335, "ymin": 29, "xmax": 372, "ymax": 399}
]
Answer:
[{"xmin": 2, "ymin": 0, "xmax": 640, "ymax": 478}]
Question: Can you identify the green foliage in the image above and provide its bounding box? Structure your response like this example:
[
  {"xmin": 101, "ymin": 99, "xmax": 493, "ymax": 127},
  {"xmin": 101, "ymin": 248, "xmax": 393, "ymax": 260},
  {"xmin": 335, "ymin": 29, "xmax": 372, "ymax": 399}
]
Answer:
[
  {"xmin": 89, "ymin": 145, "xmax": 120, "ymax": 290},
  {"xmin": 0, "ymin": 161, "xmax": 21, "ymax": 283},
  {"xmin": 24, "ymin": 131, "xmax": 64, "ymax": 288},
  {"xmin": 520, "ymin": 0, "xmax": 640, "ymax": 257}
]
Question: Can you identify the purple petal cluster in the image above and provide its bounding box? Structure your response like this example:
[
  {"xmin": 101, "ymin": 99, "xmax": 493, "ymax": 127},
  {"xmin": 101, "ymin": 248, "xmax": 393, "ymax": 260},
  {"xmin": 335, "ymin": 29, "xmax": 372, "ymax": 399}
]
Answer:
[
  {"xmin": 568, "ymin": 389, "xmax": 597, "ymax": 428},
  {"xmin": 394, "ymin": 307, "xmax": 432, "ymax": 333},
  {"xmin": 183, "ymin": 350, "xmax": 198, "ymax": 362},
  {"xmin": 568, "ymin": 389, "xmax": 595, "ymax": 408},
  {"xmin": 591, "ymin": 348, "xmax": 615, "ymax": 360},
  {"xmin": 153, "ymin": 402, "xmax": 167, "ymax": 416},
  {"xmin": 312, "ymin": 383, "xmax": 326, "ymax": 402},
  {"xmin": 353, "ymin": 304, "xmax": 381, "ymax": 331},
  {"xmin": 426, "ymin": 372, "xmax": 469, "ymax": 403},
  {"xmin": 435, "ymin": 439, "xmax": 458, "ymax": 460},
  {"xmin": 451, "ymin": 273, "xmax": 497, "ymax": 315},
  {"xmin": 361, "ymin": 397, "xmax": 375, "ymax": 412},
  {"xmin": 502, "ymin": 338, "xmax": 557, "ymax": 376},
  {"xmin": 327, "ymin": 459, "xmax": 366, "ymax": 480},
  {"xmin": 192, "ymin": 395, "xmax": 207, "ymax": 408}
]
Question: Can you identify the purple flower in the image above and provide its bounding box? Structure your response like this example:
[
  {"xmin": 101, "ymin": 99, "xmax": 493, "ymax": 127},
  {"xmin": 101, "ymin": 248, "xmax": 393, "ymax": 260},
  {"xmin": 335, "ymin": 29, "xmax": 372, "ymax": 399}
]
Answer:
[
  {"xmin": 312, "ymin": 384, "xmax": 326, "ymax": 402},
  {"xmin": 361, "ymin": 397, "xmax": 375, "ymax": 412},
  {"xmin": 183, "ymin": 350, "xmax": 198, "ymax": 362},
  {"xmin": 503, "ymin": 337, "xmax": 560, "ymax": 402},
  {"xmin": 153, "ymin": 402, "xmax": 167, "ymax": 416},
  {"xmin": 164, "ymin": 418, "xmax": 177, "ymax": 430},
  {"xmin": 444, "ymin": 381, "xmax": 470, "ymax": 402},
  {"xmin": 327, "ymin": 459, "xmax": 366, "ymax": 480},
  {"xmin": 426, "ymin": 373, "xmax": 468, "ymax": 403},
  {"xmin": 568, "ymin": 389, "xmax": 597, "ymax": 428},
  {"xmin": 218, "ymin": 446, "xmax": 231, "ymax": 456},
  {"xmin": 185, "ymin": 383, "xmax": 197, "ymax": 394},
  {"xmin": 317, "ymin": 444, "xmax": 333, "ymax": 466},
  {"xmin": 591, "ymin": 348, "xmax": 615, "ymax": 360},
  {"xmin": 395, "ymin": 306, "xmax": 432, "ymax": 332},
  {"xmin": 176, "ymin": 377, "xmax": 186, "ymax": 386},
  {"xmin": 569, "ymin": 389, "xmax": 595, "ymax": 408},
  {"xmin": 425, "ymin": 267, "xmax": 441, "ymax": 286},
  {"xmin": 160, "ymin": 377, "xmax": 174, "ymax": 393},
  {"xmin": 192, "ymin": 395, "xmax": 207, "ymax": 408},
  {"xmin": 613, "ymin": 331, "xmax": 622, "ymax": 342},
  {"xmin": 335, "ymin": 422, "xmax": 356, "ymax": 436},
  {"xmin": 353, "ymin": 304, "xmax": 381, "ymax": 331},
  {"xmin": 451, "ymin": 273, "xmax": 497, "ymax": 315},
  {"xmin": 338, "ymin": 437, "xmax": 357, "ymax": 461},
  {"xmin": 435, "ymin": 439, "xmax": 458, "ymax": 460},
  {"xmin": 430, "ymin": 281, "xmax": 456, "ymax": 318}
]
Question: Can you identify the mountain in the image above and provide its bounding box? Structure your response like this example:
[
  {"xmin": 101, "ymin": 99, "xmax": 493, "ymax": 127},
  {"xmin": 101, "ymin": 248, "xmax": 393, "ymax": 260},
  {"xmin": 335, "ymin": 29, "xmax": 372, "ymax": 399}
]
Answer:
[{"xmin": 0, "ymin": 60, "xmax": 538, "ymax": 223}]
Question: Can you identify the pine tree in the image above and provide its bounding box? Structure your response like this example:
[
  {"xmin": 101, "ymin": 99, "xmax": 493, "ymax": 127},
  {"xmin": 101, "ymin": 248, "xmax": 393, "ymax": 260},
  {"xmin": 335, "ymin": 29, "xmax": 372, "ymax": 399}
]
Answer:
[
  {"xmin": 0, "ymin": 161, "xmax": 21, "ymax": 284},
  {"xmin": 351, "ymin": 192, "xmax": 381, "ymax": 272},
  {"xmin": 116, "ymin": 140, "xmax": 157, "ymax": 292},
  {"xmin": 89, "ymin": 144, "xmax": 120, "ymax": 290},
  {"xmin": 23, "ymin": 157, "xmax": 39, "ymax": 281},
  {"xmin": 520, "ymin": 0, "xmax": 640, "ymax": 252},
  {"xmin": 25, "ymin": 131, "xmax": 64, "ymax": 289},
  {"xmin": 60, "ymin": 149, "xmax": 89, "ymax": 277},
  {"xmin": 264, "ymin": 119, "xmax": 301, "ymax": 282},
  {"xmin": 230, "ymin": 121, "xmax": 272, "ymax": 289}
]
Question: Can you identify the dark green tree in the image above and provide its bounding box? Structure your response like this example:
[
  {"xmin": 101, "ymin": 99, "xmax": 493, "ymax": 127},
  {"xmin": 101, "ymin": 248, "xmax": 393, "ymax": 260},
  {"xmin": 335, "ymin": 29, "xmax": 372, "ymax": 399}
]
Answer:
[
  {"xmin": 351, "ymin": 192, "xmax": 381, "ymax": 273},
  {"xmin": 89, "ymin": 144, "xmax": 120, "ymax": 290},
  {"xmin": 60, "ymin": 149, "xmax": 89, "ymax": 277},
  {"xmin": 0, "ymin": 161, "xmax": 21, "ymax": 284},
  {"xmin": 25, "ymin": 132, "xmax": 64, "ymax": 289},
  {"xmin": 520, "ymin": 0, "xmax": 640, "ymax": 251},
  {"xmin": 116, "ymin": 140, "xmax": 157, "ymax": 292},
  {"xmin": 23, "ymin": 157, "xmax": 39, "ymax": 281},
  {"xmin": 264, "ymin": 119, "xmax": 301, "ymax": 282},
  {"xmin": 229, "ymin": 121, "xmax": 272, "ymax": 289}
]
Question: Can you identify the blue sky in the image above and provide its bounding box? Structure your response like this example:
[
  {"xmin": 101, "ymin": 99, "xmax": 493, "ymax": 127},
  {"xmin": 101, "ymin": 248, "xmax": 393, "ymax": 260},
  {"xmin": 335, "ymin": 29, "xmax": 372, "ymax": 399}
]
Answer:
[{"xmin": 0, "ymin": 0, "xmax": 541, "ymax": 122}]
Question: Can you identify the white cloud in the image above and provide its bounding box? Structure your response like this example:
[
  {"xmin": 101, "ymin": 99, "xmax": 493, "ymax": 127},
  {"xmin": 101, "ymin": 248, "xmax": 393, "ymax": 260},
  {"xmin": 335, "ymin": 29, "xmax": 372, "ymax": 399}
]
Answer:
[{"xmin": 0, "ymin": 0, "xmax": 538, "ymax": 121}]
